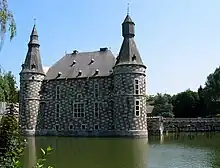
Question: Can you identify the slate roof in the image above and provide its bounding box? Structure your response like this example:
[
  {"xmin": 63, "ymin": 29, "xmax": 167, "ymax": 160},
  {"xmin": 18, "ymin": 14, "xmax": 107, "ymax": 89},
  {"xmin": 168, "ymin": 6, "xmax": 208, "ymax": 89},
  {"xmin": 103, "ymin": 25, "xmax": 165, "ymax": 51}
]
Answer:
[
  {"xmin": 115, "ymin": 14, "xmax": 144, "ymax": 66},
  {"xmin": 45, "ymin": 49, "xmax": 116, "ymax": 80},
  {"xmin": 21, "ymin": 25, "xmax": 45, "ymax": 75}
]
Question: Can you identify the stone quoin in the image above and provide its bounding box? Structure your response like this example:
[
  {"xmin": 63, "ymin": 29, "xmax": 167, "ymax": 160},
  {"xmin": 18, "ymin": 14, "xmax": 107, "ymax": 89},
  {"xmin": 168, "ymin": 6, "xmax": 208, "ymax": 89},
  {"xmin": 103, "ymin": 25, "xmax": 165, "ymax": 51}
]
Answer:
[{"xmin": 19, "ymin": 14, "xmax": 148, "ymax": 137}]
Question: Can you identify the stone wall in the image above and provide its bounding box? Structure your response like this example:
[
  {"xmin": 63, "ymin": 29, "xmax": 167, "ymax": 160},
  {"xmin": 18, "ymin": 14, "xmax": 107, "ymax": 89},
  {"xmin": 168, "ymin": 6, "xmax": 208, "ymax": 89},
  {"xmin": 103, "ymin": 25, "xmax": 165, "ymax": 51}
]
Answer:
[
  {"xmin": 113, "ymin": 64, "xmax": 148, "ymax": 136},
  {"xmin": 147, "ymin": 117, "xmax": 220, "ymax": 135},
  {"xmin": 19, "ymin": 72, "xmax": 45, "ymax": 132}
]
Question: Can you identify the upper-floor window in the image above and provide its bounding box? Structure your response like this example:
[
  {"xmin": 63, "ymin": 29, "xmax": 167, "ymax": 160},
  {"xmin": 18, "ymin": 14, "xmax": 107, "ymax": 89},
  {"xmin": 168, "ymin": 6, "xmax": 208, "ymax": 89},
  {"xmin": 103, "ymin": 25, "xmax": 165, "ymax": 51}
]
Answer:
[
  {"xmin": 55, "ymin": 103, "xmax": 60, "ymax": 118},
  {"xmin": 135, "ymin": 100, "xmax": 140, "ymax": 117},
  {"xmin": 94, "ymin": 82, "xmax": 99, "ymax": 98},
  {"xmin": 134, "ymin": 79, "xmax": 140, "ymax": 95},
  {"xmin": 73, "ymin": 102, "xmax": 85, "ymax": 118},
  {"xmin": 56, "ymin": 86, "xmax": 60, "ymax": 99},
  {"xmin": 94, "ymin": 102, "xmax": 99, "ymax": 117}
]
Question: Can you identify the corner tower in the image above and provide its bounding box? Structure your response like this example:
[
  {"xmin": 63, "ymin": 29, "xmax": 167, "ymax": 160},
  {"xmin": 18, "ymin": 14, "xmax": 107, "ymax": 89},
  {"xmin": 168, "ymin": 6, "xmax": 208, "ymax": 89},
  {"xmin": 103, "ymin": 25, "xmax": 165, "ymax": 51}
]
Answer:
[
  {"xmin": 19, "ymin": 24, "xmax": 45, "ymax": 136},
  {"xmin": 113, "ymin": 14, "xmax": 147, "ymax": 137}
]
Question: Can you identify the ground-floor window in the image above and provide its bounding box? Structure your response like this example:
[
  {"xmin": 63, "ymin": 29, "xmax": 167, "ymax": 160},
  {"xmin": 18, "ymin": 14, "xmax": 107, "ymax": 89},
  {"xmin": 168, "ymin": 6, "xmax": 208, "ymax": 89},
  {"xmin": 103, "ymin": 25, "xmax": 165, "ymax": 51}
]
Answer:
[
  {"xmin": 135, "ymin": 100, "xmax": 140, "ymax": 117},
  {"xmin": 73, "ymin": 103, "xmax": 85, "ymax": 118},
  {"xmin": 81, "ymin": 124, "xmax": 86, "ymax": 130},
  {"xmin": 94, "ymin": 124, "xmax": 99, "ymax": 130},
  {"xmin": 69, "ymin": 124, "xmax": 73, "ymax": 130},
  {"xmin": 55, "ymin": 124, "xmax": 60, "ymax": 131}
]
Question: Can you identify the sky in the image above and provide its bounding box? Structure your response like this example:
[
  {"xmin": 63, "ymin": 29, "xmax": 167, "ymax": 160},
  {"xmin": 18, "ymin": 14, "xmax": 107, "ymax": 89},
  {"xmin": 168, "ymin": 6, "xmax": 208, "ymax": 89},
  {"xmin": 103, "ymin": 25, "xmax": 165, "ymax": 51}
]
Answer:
[{"xmin": 1, "ymin": 0, "xmax": 220, "ymax": 95}]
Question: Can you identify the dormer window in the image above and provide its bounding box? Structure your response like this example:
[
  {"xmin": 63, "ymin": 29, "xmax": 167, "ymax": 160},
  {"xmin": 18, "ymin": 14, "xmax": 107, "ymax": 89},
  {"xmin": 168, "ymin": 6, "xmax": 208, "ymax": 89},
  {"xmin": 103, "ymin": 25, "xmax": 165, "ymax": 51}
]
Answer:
[
  {"xmin": 31, "ymin": 64, "xmax": 36, "ymax": 69},
  {"xmin": 94, "ymin": 69, "xmax": 99, "ymax": 75},
  {"xmin": 88, "ymin": 58, "xmax": 95, "ymax": 65},
  {"xmin": 70, "ymin": 60, "xmax": 76, "ymax": 66},
  {"xmin": 57, "ymin": 72, "xmax": 62, "ymax": 78},
  {"xmin": 78, "ymin": 70, "xmax": 82, "ymax": 76},
  {"xmin": 73, "ymin": 50, "xmax": 78, "ymax": 54},
  {"xmin": 132, "ymin": 55, "xmax": 136, "ymax": 61}
]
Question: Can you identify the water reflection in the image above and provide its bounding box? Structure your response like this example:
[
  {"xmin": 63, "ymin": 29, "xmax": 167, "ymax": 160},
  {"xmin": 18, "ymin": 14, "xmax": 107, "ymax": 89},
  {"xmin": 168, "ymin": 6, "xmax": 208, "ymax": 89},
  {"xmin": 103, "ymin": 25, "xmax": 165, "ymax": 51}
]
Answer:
[
  {"xmin": 22, "ymin": 133, "xmax": 220, "ymax": 168},
  {"xmin": 23, "ymin": 137, "xmax": 148, "ymax": 168}
]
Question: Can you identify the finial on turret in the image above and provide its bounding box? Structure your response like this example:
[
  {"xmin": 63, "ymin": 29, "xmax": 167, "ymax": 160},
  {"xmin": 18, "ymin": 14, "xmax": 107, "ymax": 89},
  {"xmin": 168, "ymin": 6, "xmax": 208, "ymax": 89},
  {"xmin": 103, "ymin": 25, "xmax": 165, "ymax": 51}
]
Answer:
[
  {"xmin": 127, "ymin": 2, "xmax": 130, "ymax": 15},
  {"xmin": 34, "ymin": 18, "xmax": 36, "ymax": 25}
]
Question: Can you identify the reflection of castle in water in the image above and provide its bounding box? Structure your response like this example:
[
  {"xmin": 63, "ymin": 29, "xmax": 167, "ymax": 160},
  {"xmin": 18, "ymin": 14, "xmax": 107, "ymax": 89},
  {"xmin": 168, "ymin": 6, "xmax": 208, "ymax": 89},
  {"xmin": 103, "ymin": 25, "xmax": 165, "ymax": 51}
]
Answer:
[{"xmin": 23, "ymin": 137, "xmax": 148, "ymax": 168}]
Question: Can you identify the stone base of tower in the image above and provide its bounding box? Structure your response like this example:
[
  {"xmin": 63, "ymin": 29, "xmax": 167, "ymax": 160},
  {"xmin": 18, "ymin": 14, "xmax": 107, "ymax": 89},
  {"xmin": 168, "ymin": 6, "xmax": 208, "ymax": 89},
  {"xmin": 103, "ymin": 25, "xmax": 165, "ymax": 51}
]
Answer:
[{"xmin": 21, "ymin": 129, "xmax": 148, "ymax": 138}]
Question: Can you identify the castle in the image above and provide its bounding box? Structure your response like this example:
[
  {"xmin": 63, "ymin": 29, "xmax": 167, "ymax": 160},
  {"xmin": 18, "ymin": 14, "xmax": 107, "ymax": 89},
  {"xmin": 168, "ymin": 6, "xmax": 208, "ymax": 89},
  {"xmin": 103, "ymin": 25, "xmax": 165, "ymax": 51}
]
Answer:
[{"xmin": 19, "ymin": 14, "xmax": 148, "ymax": 137}]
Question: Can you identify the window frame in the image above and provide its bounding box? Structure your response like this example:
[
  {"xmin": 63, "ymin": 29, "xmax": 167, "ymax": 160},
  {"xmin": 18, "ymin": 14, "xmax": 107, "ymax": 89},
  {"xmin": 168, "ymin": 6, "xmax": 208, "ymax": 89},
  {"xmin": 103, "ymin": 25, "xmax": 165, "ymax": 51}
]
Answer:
[
  {"xmin": 56, "ymin": 85, "xmax": 60, "ymax": 99},
  {"xmin": 135, "ymin": 99, "xmax": 141, "ymax": 117},
  {"xmin": 94, "ymin": 124, "xmax": 99, "ymax": 130},
  {"xmin": 69, "ymin": 124, "xmax": 73, "ymax": 130},
  {"xmin": 81, "ymin": 124, "xmax": 86, "ymax": 130},
  {"xmin": 94, "ymin": 82, "xmax": 99, "ymax": 98},
  {"xmin": 134, "ymin": 79, "xmax": 140, "ymax": 95},
  {"xmin": 94, "ymin": 102, "xmax": 99, "ymax": 117},
  {"xmin": 55, "ymin": 103, "xmax": 60, "ymax": 118},
  {"xmin": 73, "ymin": 102, "xmax": 85, "ymax": 118}
]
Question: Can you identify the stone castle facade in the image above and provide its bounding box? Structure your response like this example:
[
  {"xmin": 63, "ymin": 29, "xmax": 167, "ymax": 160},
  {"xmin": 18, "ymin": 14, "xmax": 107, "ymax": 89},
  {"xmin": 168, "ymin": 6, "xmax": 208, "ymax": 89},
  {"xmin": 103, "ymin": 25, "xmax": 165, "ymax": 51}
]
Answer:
[{"xmin": 19, "ymin": 14, "xmax": 148, "ymax": 137}]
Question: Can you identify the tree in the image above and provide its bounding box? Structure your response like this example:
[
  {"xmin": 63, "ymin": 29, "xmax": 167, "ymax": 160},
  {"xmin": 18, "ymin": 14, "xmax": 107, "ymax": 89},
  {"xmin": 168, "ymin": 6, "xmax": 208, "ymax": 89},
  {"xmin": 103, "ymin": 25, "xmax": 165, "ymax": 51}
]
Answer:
[
  {"xmin": 0, "ymin": 71, "xmax": 18, "ymax": 103},
  {"xmin": 149, "ymin": 93, "xmax": 174, "ymax": 117},
  {"xmin": 0, "ymin": 0, "xmax": 16, "ymax": 51},
  {"xmin": 172, "ymin": 89, "xmax": 200, "ymax": 118},
  {"xmin": 202, "ymin": 66, "xmax": 220, "ymax": 116}
]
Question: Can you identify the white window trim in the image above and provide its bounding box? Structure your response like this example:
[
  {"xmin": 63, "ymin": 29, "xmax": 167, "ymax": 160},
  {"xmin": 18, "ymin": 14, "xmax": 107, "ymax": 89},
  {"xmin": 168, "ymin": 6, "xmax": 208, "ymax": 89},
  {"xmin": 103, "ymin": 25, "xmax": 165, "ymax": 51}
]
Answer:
[
  {"xmin": 94, "ymin": 124, "xmax": 99, "ymax": 130},
  {"xmin": 134, "ymin": 79, "xmax": 140, "ymax": 95},
  {"xmin": 73, "ymin": 102, "xmax": 85, "ymax": 118},
  {"xmin": 94, "ymin": 82, "xmax": 99, "ymax": 98},
  {"xmin": 135, "ymin": 99, "xmax": 141, "ymax": 117},
  {"xmin": 56, "ymin": 85, "xmax": 60, "ymax": 99},
  {"xmin": 81, "ymin": 124, "xmax": 86, "ymax": 130},
  {"xmin": 55, "ymin": 103, "xmax": 60, "ymax": 118},
  {"xmin": 94, "ymin": 102, "xmax": 99, "ymax": 117}
]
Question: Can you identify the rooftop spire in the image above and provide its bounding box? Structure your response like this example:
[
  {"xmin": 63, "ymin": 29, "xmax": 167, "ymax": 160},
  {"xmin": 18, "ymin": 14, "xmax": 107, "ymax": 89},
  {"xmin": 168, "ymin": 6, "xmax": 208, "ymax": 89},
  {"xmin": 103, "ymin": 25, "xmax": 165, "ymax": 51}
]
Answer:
[
  {"xmin": 28, "ymin": 20, "xmax": 39, "ymax": 46},
  {"xmin": 20, "ymin": 24, "xmax": 44, "ymax": 75},
  {"xmin": 115, "ymin": 14, "xmax": 144, "ymax": 66}
]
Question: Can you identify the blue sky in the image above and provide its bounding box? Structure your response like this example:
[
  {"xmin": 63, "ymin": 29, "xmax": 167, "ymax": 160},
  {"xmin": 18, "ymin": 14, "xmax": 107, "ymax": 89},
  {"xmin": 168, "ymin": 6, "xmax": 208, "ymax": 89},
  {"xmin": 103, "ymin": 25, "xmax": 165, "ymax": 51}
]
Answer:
[{"xmin": 1, "ymin": 0, "xmax": 220, "ymax": 95}]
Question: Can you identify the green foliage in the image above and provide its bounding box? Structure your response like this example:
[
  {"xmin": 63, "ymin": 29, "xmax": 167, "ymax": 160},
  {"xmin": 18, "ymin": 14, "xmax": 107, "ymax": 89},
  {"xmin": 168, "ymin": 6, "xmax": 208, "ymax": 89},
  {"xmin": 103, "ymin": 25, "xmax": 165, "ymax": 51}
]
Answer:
[
  {"xmin": 0, "ymin": 0, "xmax": 16, "ymax": 51},
  {"xmin": 148, "ymin": 93, "xmax": 174, "ymax": 117},
  {"xmin": 0, "ymin": 114, "xmax": 53, "ymax": 168},
  {"xmin": 0, "ymin": 114, "xmax": 26, "ymax": 168},
  {"xmin": 172, "ymin": 89, "xmax": 200, "ymax": 118},
  {"xmin": 0, "ymin": 71, "xmax": 18, "ymax": 103}
]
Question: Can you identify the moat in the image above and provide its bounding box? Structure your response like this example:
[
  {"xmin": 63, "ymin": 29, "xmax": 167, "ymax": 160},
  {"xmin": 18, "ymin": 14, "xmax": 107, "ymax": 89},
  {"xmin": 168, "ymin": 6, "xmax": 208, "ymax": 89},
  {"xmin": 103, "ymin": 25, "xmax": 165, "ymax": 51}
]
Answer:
[{"xmin": 22, "ymin": 133, "xmax": 220, "ymax": 168}]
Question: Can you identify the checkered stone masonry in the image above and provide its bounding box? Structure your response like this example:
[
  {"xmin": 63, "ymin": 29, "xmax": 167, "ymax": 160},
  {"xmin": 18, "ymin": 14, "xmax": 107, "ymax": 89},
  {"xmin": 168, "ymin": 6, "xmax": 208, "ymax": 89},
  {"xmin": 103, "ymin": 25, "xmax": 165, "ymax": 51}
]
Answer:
[
  {"xmin": 19, "ymin": 73, "xmax": 45, "ymax": 135},
  {"xmin": 113, "ymin": 64, "xmax": 147, "ymax": 137},
  {"xmin": 35, "ymin": 76, "xmax": 115, "ymax": 136}
]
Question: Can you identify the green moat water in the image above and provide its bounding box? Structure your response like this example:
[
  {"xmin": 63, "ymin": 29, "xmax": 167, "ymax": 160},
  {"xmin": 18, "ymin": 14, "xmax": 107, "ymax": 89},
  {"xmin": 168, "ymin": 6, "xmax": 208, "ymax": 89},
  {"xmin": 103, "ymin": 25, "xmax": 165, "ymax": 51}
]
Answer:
[{"xmin": 22, "ymin": 133, "xmax": 220, "ymax": 168}]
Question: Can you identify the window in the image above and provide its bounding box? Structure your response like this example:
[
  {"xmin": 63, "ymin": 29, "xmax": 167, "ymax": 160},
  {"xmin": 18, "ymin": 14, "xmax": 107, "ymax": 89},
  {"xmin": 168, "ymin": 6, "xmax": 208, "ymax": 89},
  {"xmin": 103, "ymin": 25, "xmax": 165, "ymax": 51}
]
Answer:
[
  {"xmin": 55, "ymin": 124, "xmax": 59, "ymax": 131},
  {"xmin": 134, "ymin": 79, "xmax": 140, "ymax": 95},
  {"xmin": 94, "ymin": 82, "xmax": 99, "ymax": 98},
  {"xmin": 94, "ymin": 124, "xmax": 99, "ymax": 130},
  {"xmin": 94, "ymin": 102, "xmax": 99, "ymax": 117},
  {"xmin": 69, "ymin": 124, "xmax": 73, "ymax": 130},
  {"xmin": 81, "ymin": 124, "xmax": 86, "ymax": 130},
  {"xmin": 55, "ymin": 104, "xmax": 60, "ymax": 118},
  {"xmin": 135, "ymin": 100, "xmax": 140, "ymax": 117},
  {"xmin": 56, "ymin": 86, "xmax": 60, "ymax": 99},
  {"xmin": 73, "ymin": 103, "xmax": 85, "ymax": 118}
]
